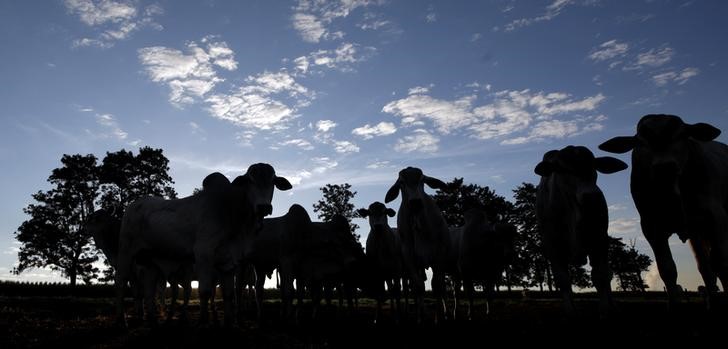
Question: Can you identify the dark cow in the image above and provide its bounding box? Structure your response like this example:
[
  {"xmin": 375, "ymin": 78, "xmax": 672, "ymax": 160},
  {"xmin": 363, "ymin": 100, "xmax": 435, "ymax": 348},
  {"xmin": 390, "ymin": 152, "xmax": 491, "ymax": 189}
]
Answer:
[
  {"xmin": 115, "ymin": 164, "xmax": 291, "ymax": 327},
  {"xmin": 535, "ymin": 145, "xmax": 627, "ymax": 315},
  {"xmin": 600, "ymin": 114, "xmax": 728, "ymax": 306},
  {"xmin": 358, "ymin": 201, "xmax": 402, "ymax": 323},
  {"xmin": 451, "ymin": 207, "xmax": 515, "ymax": 320},
  {"xmin": 385, "ymin": 167, "xmax": 450, "ymax": 323}
]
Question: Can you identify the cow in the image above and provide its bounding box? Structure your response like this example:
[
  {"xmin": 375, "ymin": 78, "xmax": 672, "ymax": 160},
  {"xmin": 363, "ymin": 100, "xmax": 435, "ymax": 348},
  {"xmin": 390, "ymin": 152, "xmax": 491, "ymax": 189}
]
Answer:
[
  {"xmin": 385, "ymin": 167, "xmax": 450, "ymax": 323},
  {"xmin": 599, "ymin": 114, "xmax": 728, "ymax": 307},
  {"xmin": 451, "ymin": 206, "xmax": 516, "ymax": 320},
  {"xmin": 534, "ymin": 145, "xmax": 627, "ymax": 315},
  {"xmin": 115, "ymin": 163, "xmax": 291, "ymax": 327},
  {"xmin": 358, "ymin": 202, "xmax": 402, "ymax": 324},
  {"xmin": 241, "ymin": 204, "xmax": 311, "ymax": 321},
  {"xmin": 291, "ymin": 216, "xmax": 363, "ymax": 321}
]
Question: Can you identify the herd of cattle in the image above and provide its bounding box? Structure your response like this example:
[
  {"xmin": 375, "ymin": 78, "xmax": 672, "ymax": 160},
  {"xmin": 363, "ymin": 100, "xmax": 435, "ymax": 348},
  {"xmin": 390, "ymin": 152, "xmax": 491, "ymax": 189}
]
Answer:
[{"xmin": 85, "ymin": 114, "xmax": 728, "ymax": 327}]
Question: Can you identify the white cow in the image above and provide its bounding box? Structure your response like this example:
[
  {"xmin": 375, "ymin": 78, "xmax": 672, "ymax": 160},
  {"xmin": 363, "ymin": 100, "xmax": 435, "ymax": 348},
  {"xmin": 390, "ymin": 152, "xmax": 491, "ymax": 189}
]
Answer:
[
  {"xmin": 358, "ymin": 201, "xmax": 403, "ymax": 323},
  {"xmin": 115, "ymin": 163, "xmax": 291, "ymax": 327},
  {"xmin": 385, "ymin": 167, "xmax": 450, "ymax": 323}
]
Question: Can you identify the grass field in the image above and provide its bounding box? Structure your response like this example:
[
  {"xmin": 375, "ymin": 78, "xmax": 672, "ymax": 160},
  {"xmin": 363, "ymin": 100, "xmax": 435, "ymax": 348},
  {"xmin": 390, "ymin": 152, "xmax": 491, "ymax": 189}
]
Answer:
[{"xmin": 0, "ymin": 291, "xmax": 724, "ymax": 348}]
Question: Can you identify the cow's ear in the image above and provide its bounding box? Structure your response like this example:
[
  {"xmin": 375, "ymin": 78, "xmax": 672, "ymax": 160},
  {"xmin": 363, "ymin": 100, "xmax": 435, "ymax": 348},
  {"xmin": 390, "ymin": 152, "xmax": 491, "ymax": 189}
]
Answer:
[
  {"xmin": 688, "ymin": 123, "xmax": 721, "ymax": 141},
  {"xmin": 356, "ymin": 208, "xmax": 369, "ymax": 218},
  {"xmin": 534, "ymin": 161, "xmax": 553, "ymax": 176},
  {"xmin": 599, "ymin": 136, "xmax": 637, "ymax": 154},
  {"xmin": 274, "ymin": 176, "xmax": 293, "ymax": 191},
  {"xmin": 385, "ymin": 182, "xmax": 400, "ymax": 203},
  {"xmin": 594, "ymin": 156, "xmax": 628, "ymax": 174},
  {"xmin": 386, "ymin": 208, "xmax": 396, "ymax": 217},
  {"xmin": 231, "ymin": 174, "xmax": 250, "ymax": 187},
  {"xmin": 424, "ymin": 176, "xmax": 447, "ymax": 190}
]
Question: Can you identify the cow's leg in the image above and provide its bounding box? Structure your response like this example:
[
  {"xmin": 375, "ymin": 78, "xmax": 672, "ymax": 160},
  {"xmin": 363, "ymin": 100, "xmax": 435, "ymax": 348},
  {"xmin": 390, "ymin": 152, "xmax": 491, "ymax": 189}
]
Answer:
[
  {"xmin": 114, "ymin": 258, "xmax": 131, "ymax": 327},
  {"xmin": 392, "ymin": 277, "xmax": 402, "ymax": 320},
  {"xmin": 464, "ymin": 279, "xmax": 475, "ymax": 320},
  {"xmin": 689, "ymin": 235, "xmax": 719, "ymax": 309},
  {"xmin": 710, "ymin": 210, "xmax": 728, "ymax": 296},
  {"xmin": 452, "ymin": 278, "xmax": 460, "ymax": 320},
  {"xmin": 221, "ymin": 271, "xmax": 236, "ymax": 327},
  {"xmin": 235, "ymin": 267, "xmax": 245, "ymax": 322},
  {"xmin": 181, "ymin": 280, "xmax": 191, "ymax": 324},
  {"xmin": 590, "ymin": 248, "xmax": 614, "ymax": 317},
  {"xmin": 431, "ymin": 269, "xmax": 447, "ymax": 324},
  {"xmin": 551, "ymin": 259, "xmax": 575, "ymax": 315},
  {"xmin": 141, "ymin": 267, "xmax": 160, "ymax": 327},
  {"xmin": 167, "ymin": 279, "xmax": 178, "ymax": 322},
  {"xmin": 645, "ymin": 235, "xmax": 683, "ymax": 307},
  {"xmin": 311, "ymin": 281, "xmax": 322, "ymax": 320},
  {"xmin": 254, "ymin": 267, "xmax": 266, "ymax": 322},
  {"xmin": 375, "ymin": 280, "xmax": 384, "ymax": 324},
  {"xmin": 197, "ymin": 273, "xmax": 213, "ymax": 326}
]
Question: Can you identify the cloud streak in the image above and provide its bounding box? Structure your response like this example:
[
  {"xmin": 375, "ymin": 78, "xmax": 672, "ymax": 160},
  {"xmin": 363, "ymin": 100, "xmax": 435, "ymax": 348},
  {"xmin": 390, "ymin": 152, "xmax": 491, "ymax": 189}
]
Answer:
[
  {"xmin": 383, "ymin": 86, "xmax": 606, "ymax": 145},
  {"xmin": 65, "ymin": 0, "xmax": 163, "ymax": 48}
]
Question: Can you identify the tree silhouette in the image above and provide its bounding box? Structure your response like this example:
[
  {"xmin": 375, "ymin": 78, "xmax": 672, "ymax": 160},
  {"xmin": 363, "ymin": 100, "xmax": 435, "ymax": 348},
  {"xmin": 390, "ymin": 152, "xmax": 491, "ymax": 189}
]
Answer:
[
  {"xmin": 98, "ymin": 147, "xmax": 177, "ymax": 219},
  {"xmin": 511, "ymin": 183, "xmax": 552, "ymax": 291},
  {"xmin": 313, "ymin": 183, "xmax": 360, "ymax": 242},
  {"xmin": 14, "ymin": 154, "xmax": 101, "ymax": 287},
  {"xmin": 609, "ymin": 237, "xmax": 651, "ymax": 291}
]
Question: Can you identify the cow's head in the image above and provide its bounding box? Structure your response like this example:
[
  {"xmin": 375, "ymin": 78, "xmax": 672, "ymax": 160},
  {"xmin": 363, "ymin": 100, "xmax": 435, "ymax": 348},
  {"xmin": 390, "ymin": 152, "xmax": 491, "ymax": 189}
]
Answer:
[
  {"xmin": 535, "ymin": 146, "xmax": 627, "ymax": 206},
  {"xmin": 357, "ymin": 201, "xmax": 396, "ymax": 233},
  {"xmin": 232, "ymin": 163, "xmax": 292, "ymax": 221},
  {"xmin": 385, "ymin": 167, "xmax": 447, "ymax": 213}
]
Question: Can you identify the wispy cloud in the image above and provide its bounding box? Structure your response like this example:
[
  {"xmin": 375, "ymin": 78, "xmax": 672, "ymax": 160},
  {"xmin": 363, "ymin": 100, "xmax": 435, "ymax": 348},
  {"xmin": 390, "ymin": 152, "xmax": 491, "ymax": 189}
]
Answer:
[
  {"xmin": 279, "ymin": 138, "xmax": 315, "ymax": 150},
  {"xmin": 652, "ymin": 67, "xmax": 700, "ymax": 86},
  {"xmin": 500, "ymin": 0, "xmax": 575, "ymax": 32},
  {"xmin": 366, "ymin": 160, "xmax": 392, "ymax": 169},
  {"xmin": 352, "ymin": 121, "xmax": 397, "ymax": 139},
  {"xmin": 394, "ymin": 129, "xmax": 439, "ymax": 153},
  {"xmin": 138, "ymin": 37, "xmax": 238, "ymax": 106},
  {"xmin": 206, "ymin": 70, "xmax": 313, "ymax": 130},
  {"xmin": 588, "ymin": 39, "xmax": 629, "ymax": 62},
  {"xmin": 291, "ymin": 0, "xmax": 384, "ymax": 43},
  {"xmin": 65, "ymin": 0, "xmax": 163, "ymax": 48},
  {"xmin": 94, "ymin": 113, "xmax": 128, "ymax": 140},
  {"xmin": 292, "ymin": 42, "xmax": 376, "ymax": 75},
  {"xmin": 333, "ymin": 140, "xmax": 360, "ymax": 153},
  {"xmin": 609, "ymin": 217, "xmax": 640, "ymax": 235},
  {"xmin": 425, "ymin": 4, "xmax": 437, "ymax": 23},
  {"xmin": 383, "ymin": 86, "xmax": 606, "ymax": 145},
  {"xmin": 624, "ymin": 46, "xmax": 674, "ymax": 71}
]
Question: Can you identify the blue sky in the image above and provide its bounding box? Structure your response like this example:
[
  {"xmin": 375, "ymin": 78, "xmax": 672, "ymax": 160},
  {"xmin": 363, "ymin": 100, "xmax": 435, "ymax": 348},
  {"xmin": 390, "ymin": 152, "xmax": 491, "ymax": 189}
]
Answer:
[{"xmin": 1, "ymin": 0, "xmax": 727, "ymax": 291}]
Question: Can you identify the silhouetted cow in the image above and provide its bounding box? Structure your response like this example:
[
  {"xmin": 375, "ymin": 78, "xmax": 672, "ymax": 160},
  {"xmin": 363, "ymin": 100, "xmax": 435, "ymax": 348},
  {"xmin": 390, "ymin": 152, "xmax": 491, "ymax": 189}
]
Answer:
[
  {"xmin": 359, "ymin": 201, "xmax": 402, "ymax": 323},
  {"xmin": 385, "ymin": 167, "xmax": 450, "ymax": 323},
  {"xmin": 451, "ymin": 207, "xmax": 515, "ymax": 320},
  {"xmin": 535, "ymin": 145, "xmax": 627, "ymax": 315},
  {"xmin": 116, "ymin": 164, "xmax": 291, "ymax": 327},
  {"xmin": 600, "ymin": 114, "xmax": 728, "ymax": 306}
]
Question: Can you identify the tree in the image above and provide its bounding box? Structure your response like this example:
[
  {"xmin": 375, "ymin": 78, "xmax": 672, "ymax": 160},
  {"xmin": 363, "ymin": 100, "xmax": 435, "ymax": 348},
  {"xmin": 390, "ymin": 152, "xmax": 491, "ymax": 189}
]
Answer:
[
  {"xmin": 433, "ymin": 178, "xmax": 513, "ymax": 227},
  {"xmin": 609, "ymin": 237, "xmax": 652, "ymax": 291},
  {"xmin": 14, "ymin": 154, "xmax": 101, "ymax": 287},
  {"xmin": 313, "ymin": 183, "xmax": 360, "ymax": 242},
  {"xmin": 511, "ymin": 183, "xmax": 552, "ymax": 291},
  {"xmin": 98, "ymin": 146, "xmax": 177, "ymax": 219}
]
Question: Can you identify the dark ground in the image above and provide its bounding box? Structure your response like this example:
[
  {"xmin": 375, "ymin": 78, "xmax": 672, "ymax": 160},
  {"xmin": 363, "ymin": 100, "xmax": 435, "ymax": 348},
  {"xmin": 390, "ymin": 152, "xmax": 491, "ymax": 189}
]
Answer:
[{"xmin": 0, "ymin": 292, "xmax": 724, "ymax": 348}]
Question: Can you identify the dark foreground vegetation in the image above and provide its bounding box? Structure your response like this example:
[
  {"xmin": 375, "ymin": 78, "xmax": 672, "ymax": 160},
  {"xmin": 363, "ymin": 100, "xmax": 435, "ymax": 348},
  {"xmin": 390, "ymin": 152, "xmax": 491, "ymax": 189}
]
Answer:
[{"xmin": 1, "ymin": 289, "xmax": 723, "ymax": 348}]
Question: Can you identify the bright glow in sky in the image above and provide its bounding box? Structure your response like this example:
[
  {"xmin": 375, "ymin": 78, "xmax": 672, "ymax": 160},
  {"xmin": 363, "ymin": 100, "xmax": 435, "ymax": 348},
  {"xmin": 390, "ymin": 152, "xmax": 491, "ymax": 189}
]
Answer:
[{"xmin": 1, "ymin": 0, "xmax": 727, "ymax": 291}]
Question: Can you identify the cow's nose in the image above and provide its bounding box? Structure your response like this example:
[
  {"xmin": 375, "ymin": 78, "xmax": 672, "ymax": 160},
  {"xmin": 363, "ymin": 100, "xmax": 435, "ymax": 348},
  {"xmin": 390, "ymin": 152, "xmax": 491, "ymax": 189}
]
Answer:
[{"xmin": 257, "ymin": 204, "xmax": 273, "ymax": 217}]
